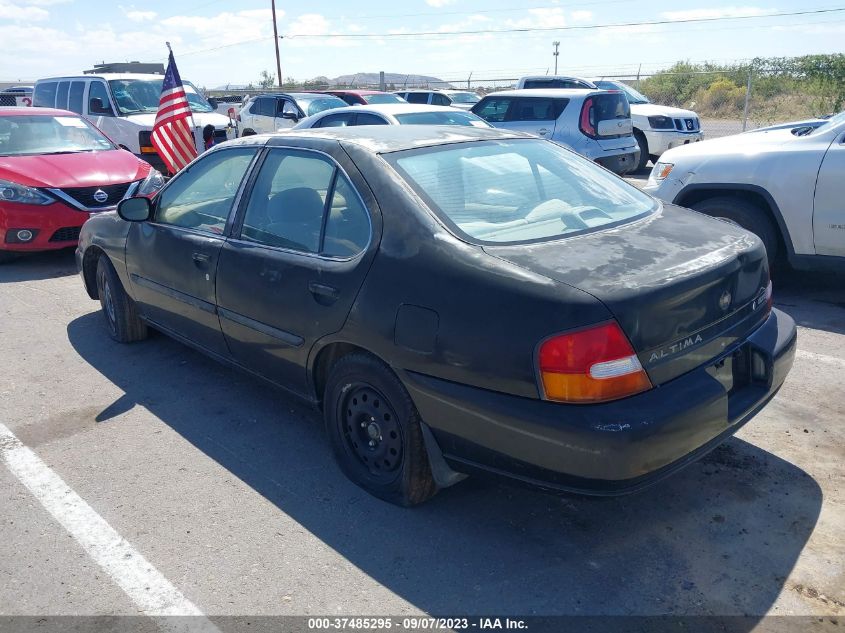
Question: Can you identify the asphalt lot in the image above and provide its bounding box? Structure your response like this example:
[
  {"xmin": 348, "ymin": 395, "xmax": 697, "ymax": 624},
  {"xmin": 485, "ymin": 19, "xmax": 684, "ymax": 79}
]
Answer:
[{"xmin": 0, "ymin": 247, "xmax": 843, "ymax": 629}]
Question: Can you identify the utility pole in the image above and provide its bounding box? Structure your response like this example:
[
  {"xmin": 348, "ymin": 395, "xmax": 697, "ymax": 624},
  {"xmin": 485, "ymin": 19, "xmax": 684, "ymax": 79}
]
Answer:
[
  {"xmin": 271, "ymin": 0, "xmax": 283, "ymax": 88},
  {"xmin": 552, "ymin": 41, "xmax": 560, "ymax": 75}
]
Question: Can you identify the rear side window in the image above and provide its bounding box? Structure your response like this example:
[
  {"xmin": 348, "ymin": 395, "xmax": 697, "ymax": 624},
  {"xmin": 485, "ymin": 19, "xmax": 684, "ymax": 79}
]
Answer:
[
  {"xmin": 473, "ymin": 97, "xmax": 513, "ymax": 123},
  {"xmin": 251, "ymin": 97, "xmax": 274, "ymax": 117},
  {"xmin": 55, "ymin": 81, "xmax": 70, "ymax": 110},
  {"xmin": 315, "ymin": 113, "xmax": 353, "ymax": 128},
  {"xmin": 68, "ymin": 81, "xmax": 85, "ymax": 114},
  {"xmin": 354, "ymin": 113, "xmax": 389, "ymax": 125},
  {"xmin": 33, "ymin": 82, "xmax": 57, "ymax": 108},
  {"xmin": 406, "ymin": 92, "xmax": 429, "ymax": 104},
  {"xmin": 323, "ymin": 175, "xmax": 371, "ymax": 257},
  {"xmin": 511, "ymin": 98, "xmax": 567, "ymax": 121}
]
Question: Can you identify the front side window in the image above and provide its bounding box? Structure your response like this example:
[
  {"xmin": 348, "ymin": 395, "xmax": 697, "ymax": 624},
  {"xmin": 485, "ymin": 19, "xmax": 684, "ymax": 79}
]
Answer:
[
  {"xmin": 88, "ymin": 82, "xmax": 111, "ymax": 113},
  {"xmin": 155, "ymin": 148, "xmax": 257, "ymax": 233},
  {"xmin": 354, "ymin": 113, "xmax": 389, "ymax": 126},
  {"xmin": 240, "ymin": 149, "xmax": 369, "ymax": 257},
  {"xmin": 281, "ymin": 100, "xmax": 299, "ymax": 116},
  {"xmin": 0, "ymin": 115, "xmax": 115, "ymax": 157},
  {"xmin": 387, "ymin": 139, "xmax": 656, "ymax": 245},
  {"xmin": 431, "ymin": 93, "xmax": 451, "ymax": 106},
  {"xmin": 315, "ymin": 113, "xmax": 352, "ymax": 128},
  {"xmin": 406, "ymin": 92, "xmax": 429, "ymax": 104}
]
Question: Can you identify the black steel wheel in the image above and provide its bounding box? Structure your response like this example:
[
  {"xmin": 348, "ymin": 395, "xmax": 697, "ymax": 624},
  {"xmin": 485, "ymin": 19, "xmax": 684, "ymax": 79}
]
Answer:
[
  {"xmin": 324, "ymin": 353, "xmax": 437, "ymax": 506},
  {"xmin": 96, "ymin": 255, "xmax": 148, "ymax": 343}
]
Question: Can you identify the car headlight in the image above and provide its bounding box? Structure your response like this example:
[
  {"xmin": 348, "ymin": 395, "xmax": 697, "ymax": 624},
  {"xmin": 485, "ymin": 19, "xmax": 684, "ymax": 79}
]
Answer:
[
  {"xmin": 0, "ymin": 179, "xmax": 53, "ymax": 205},
  {"xmin": 647, "ymin": 115, "xmax": 675, "ymax": 130},
  {"xmin": 136, "ymin": 169, "xmax": 166, "ymax": 197},
  {"xmin": 650, "ymin": 162, "xmax": 675, "ymax": 182}
]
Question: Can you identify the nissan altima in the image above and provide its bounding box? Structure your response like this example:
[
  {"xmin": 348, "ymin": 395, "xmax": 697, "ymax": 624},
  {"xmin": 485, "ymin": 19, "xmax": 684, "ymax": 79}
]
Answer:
[{"xmin": 76, "ymin": 127, "xmax": 797, "ymax": 506}]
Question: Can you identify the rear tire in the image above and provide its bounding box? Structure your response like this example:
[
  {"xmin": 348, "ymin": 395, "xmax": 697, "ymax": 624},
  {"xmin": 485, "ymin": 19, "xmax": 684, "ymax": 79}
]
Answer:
[
  {"xmin": 691, "ymin": 196, "xmax": 780, "ymax": 267},
  {"xmin": 324, "ymin": 353, "xmax": 437, "ymax": 506},
  {"xmin": 633, "ymin": 130, "xmax": 649, "ymax": 172},
  {"xmin": 96, "ymin": 256, "xmax": 148, "ymax": 343}
]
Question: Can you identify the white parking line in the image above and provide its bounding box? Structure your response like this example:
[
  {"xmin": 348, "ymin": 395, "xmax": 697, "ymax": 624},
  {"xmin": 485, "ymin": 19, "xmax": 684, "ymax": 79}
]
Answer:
[
  {"xmin": 0, "ymin": 422, "xmax": 217, "ymax": 627},
  {"xmin": 796, "ymin": 349, "xmax": 845, "ymax": 368}
]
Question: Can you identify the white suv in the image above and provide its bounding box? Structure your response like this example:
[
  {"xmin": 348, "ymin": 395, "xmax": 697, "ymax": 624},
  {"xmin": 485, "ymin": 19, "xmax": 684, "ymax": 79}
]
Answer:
[
  {"xmin": 592, "ymin": 80, "xmax": 703, "ymax": 172},
  {"xmin": 238, "ymin": 92, "xmax": 348, "ymax": 135},
  {"xmin": 644, "ymin": 112, "xmax": 845, "ymax": 272}
]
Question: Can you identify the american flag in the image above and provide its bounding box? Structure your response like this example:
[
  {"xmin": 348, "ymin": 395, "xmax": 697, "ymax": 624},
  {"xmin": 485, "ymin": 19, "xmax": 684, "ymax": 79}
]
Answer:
[{"xmin": 151, "ymin": 51, "xmax": 198, "ymax": 174}]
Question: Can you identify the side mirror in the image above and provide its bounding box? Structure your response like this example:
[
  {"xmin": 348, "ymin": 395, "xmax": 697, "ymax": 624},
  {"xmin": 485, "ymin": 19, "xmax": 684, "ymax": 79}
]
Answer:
[
  {"xmin": 280, "ymin": 111, "xmax": 299, "ymax": 121},
  {"xmin": 117, "ymin": 197, "xmax": 152, "ymax": 222},
  {"xmin": 89, "ymin": 97, "xmax": 113, "ymax": 116}
]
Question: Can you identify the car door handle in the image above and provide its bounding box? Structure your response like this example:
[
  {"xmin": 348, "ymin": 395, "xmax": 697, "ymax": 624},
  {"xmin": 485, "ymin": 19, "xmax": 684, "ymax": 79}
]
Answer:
[
  {"xmin": 308, "ymin": 282, "xmax": 339, "ymax": 305},
  {"xmin": 192, "ymin": 252, "xmax": 210, "ymax": 266}
]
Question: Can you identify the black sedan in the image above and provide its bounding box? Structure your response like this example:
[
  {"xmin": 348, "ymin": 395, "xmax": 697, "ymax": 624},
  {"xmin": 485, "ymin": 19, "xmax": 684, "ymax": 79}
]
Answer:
[{"xmin": 76, "ymin": 126, "xmax": 796, "ymax": 506}]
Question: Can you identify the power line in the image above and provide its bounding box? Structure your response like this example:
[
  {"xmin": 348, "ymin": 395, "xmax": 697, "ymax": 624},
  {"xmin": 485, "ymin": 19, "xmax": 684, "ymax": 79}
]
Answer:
[{"xmin": 282, "ymin": 6, "xmax": 845, "ymax": 38}]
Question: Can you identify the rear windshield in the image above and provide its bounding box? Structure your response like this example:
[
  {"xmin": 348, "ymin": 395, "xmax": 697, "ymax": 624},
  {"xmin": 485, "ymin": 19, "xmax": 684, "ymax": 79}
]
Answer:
[
  {"xmin": 593, "ymin": 92, "xmax": 631, "ymax": 121},
  {"xmin": 447, "ymin": 92, "xmax": 480, "ymax": 104},
  {"xmin": 362, "ymin": 93, "xmax": 406, "ymax": 105},
  {"xmin": 0, "ymin": 115, "xmax": 115, "ymax": 156},
  {"xmin": 386, "ymin": 139, "xmax": 655, "ymax": 245},
  {"xmin": 394, "ymin": 111, "xmax": 489, "ymax": 127}
]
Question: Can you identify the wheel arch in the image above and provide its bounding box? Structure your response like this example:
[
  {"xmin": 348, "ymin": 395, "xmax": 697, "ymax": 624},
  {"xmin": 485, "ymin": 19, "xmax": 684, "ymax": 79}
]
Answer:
[
  {"xmin": 310, "ymin": 341, "xmax": 391, "ymax": 410},
  {"xmin": 673, "ymin": 183, "xmax": 795, "ymax": 261},
  {"xmin": 81, "ymin": 244, "xmax": 106, "ymax": 299}
]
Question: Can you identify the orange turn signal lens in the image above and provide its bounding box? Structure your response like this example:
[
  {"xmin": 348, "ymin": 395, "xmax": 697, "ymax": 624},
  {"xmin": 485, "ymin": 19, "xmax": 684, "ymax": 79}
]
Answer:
[
  {"xmin": 140, "ymin": 146, "xmax": 157, "ymax": 154},
  {"xmin": 538, "ymin": 321, "xmax": 653, "ymax": 404}
]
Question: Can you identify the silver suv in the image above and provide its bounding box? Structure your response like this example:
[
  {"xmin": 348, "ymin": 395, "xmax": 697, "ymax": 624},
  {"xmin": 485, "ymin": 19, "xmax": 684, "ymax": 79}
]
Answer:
[{"xmin": 471, "ymin": 89, "xmax": 639, "ymax": 175}]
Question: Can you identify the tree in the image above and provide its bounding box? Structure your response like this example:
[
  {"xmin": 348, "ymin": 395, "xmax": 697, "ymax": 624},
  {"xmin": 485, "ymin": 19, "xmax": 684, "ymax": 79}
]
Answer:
[{"xmin": 258, "ymin": 70, "xmax": 276, "ymax": 89}]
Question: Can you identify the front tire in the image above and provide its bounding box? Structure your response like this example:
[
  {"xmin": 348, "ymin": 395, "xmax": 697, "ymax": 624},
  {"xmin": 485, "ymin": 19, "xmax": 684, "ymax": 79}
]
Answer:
[
  {"xmin": 324, "ymin": 353, "xmax": 437, "ymax": 506},
  {"xmin": 691, "ymin": 196, "xmax": 779, "ymax": 267},
  {"xmin": 96, "ymin": 256, "xmax": 148, "ymax": 343}
]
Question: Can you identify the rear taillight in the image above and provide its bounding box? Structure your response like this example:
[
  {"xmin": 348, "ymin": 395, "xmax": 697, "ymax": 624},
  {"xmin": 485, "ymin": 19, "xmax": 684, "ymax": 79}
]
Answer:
[
  {"xmin": 579, "ymin": 97, "xmax": 597, "ymax": 138},
  {"xmin": 538, "ymin": 321, "xmax": 652, "ymax": 403}
]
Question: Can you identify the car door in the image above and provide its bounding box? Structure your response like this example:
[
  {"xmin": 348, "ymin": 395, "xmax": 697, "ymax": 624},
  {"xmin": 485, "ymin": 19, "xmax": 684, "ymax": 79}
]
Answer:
[
  {"xmin": 215, "ymin": 146, "xmax": 377, "ymax": 394},
  {"xmin": 275, "ymin": 98, "xmax": 300, "ymax": 130},
  {"xmin": 813, "ymin": 131, "xmax": 845, "ymax": 256},
  {"xmin": 505, "ymin": 97, "xmax": 563, "ymax": 139},
  {"xmin": 125, "ymin": 147, "xmax": 260, "ymax": 357}
]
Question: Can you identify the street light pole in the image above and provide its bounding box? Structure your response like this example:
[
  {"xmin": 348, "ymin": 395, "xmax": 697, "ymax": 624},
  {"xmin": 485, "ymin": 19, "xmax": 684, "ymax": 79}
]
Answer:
[
  {"xmin": 553, "ymin": 41, "xmax": 560, "ymax": 75},
  {"xmin": 271, "ymin": 0, "xmax": 283, "ymax": 88}
]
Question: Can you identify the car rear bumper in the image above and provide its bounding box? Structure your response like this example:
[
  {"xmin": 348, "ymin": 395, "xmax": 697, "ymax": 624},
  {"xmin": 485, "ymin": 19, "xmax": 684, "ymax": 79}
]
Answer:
[
  {"xmin": 1, "ymin": 201, "xmax": 89, "ymax": 252},
  {"xmin": 403, "ymin": 308, "xmax": 796, "ymax": 495},
  {"xmin": 595, "ymin": 149, "xmax": 640, "ymax": 174}
]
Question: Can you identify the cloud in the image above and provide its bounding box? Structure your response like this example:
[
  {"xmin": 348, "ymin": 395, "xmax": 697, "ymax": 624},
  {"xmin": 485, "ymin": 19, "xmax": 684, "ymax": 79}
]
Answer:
[
  {"xmin": 505, "ymin": 8, "xmax": 566, "ymax": 30},
  {"xmin": 570, "ymin": 10, "xmax": 593, "ymax": 23},
  {"xmin": 125, "ymin": 10, "xmax": 156, "ymax": 22},
  {"xmin": 0, "ymin": 1, "xmax": 50, "ymax": 21},
  {"xmin": 425, "ymin": 0, "xmax": 456, "ymax": 6},
  {"xmin": 660, "ymin": 6, "xmax": 771, "ymax": 21}
]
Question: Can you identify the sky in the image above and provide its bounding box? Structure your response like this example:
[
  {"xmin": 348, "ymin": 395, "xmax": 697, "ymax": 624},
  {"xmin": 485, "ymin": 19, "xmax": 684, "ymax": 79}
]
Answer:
[{"xmin": 1, "ymin": 0, "xmax": 844, "ymax": 87}]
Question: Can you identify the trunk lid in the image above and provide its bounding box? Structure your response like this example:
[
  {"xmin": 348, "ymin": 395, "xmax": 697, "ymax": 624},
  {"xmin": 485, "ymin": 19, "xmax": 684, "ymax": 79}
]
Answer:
[{"xmin": 484, "ymin": 204, "xmax": 770, "ymax": 385}]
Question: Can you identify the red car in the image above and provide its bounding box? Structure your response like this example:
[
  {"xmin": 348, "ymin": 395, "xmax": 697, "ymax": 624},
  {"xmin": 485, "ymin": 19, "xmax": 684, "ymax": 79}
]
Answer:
[
  {"xmin": 0, "ymin": 107, "xmax": 164, "ymax": 263},
  {"xmin": 323, "ymin": 90, "xmax": 408, "ymax": 106}
]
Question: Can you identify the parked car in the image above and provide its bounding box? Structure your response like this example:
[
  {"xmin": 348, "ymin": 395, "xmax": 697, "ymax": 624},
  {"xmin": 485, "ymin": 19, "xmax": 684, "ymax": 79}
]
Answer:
[
  {"xmin": 439, "ymin": 90, "xmax": 480, "ymax": 110},
  {"xmin": 238, "ymin": 92, "xmax": 348, "ymax": 135},
  {"xmin": 323, "ymin": 90, "xmax": 407, "ymax": 106},
  {"xmin": 592, "ymin": 80, "xmax": 703, "ymax": 172},
  {"xmin": 293, "ymin": 104, "xmax": 491, "ymax": 129},
  {"xmin": 644, "ymin": 111, "xmax": 845, "ymax": 272},
  {"xmin": 77, "ymin": 126, "xmax": 795, "ymax": 506},
  {"xmin": 471, "ymin": 89, "xmax": 639, "ymax": 174},
  {"xmin": 517, "ymin": 76, "xmax": 596, "ymax": 90},
  {"xmin": 33, "ymin": 74, "xmax": 235, "ymax": 174},
  {"xmin": 0, "ymin": 86, "xmax": 33, "ymax": 107},
  {"xmin": 393, "ymin": 90, "xmax": 453, "ymax": 106},
  {"xmin": 0, "ymin": 107, "xmax": 163, "ymax": 263}
]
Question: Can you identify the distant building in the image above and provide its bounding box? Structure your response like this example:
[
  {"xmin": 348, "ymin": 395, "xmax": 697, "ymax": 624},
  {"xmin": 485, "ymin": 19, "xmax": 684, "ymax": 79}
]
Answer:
[{"xmin": 84, "ymin": 62, "xmax": 165, "ymax": 75}]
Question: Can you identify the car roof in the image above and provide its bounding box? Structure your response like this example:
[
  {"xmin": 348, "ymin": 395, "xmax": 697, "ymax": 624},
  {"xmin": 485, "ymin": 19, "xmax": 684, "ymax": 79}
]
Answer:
[
  {"xmin": 221, "ymin": 125, "xmax": 529, "ymax": 154},
  {"xmin": 315, "ymin": 103, "xmax": 471, "ymax": 116},
  {"xmin": 483, "ymin": 88, "xmax": 600, "ymax": 98},
  {"xmin": 37, "ymin": 73, "xmax": 165, "ymax": 81},
  {"xmin": 0, "ymin": 106, "xmax": 75, "ymax": 116},
  {"xmin": 393, "ymin": 89, "xmax": 441, "ymax": 93},
  {"xmin": 328, "ymin": 90, "xmax": 389, "ymax": 96}
]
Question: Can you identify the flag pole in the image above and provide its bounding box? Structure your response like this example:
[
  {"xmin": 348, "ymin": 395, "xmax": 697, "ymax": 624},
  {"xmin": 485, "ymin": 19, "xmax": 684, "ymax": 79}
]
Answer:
[{"xmin": 166, "ymin": 41, "xmax": 200, "ymax": 154}]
